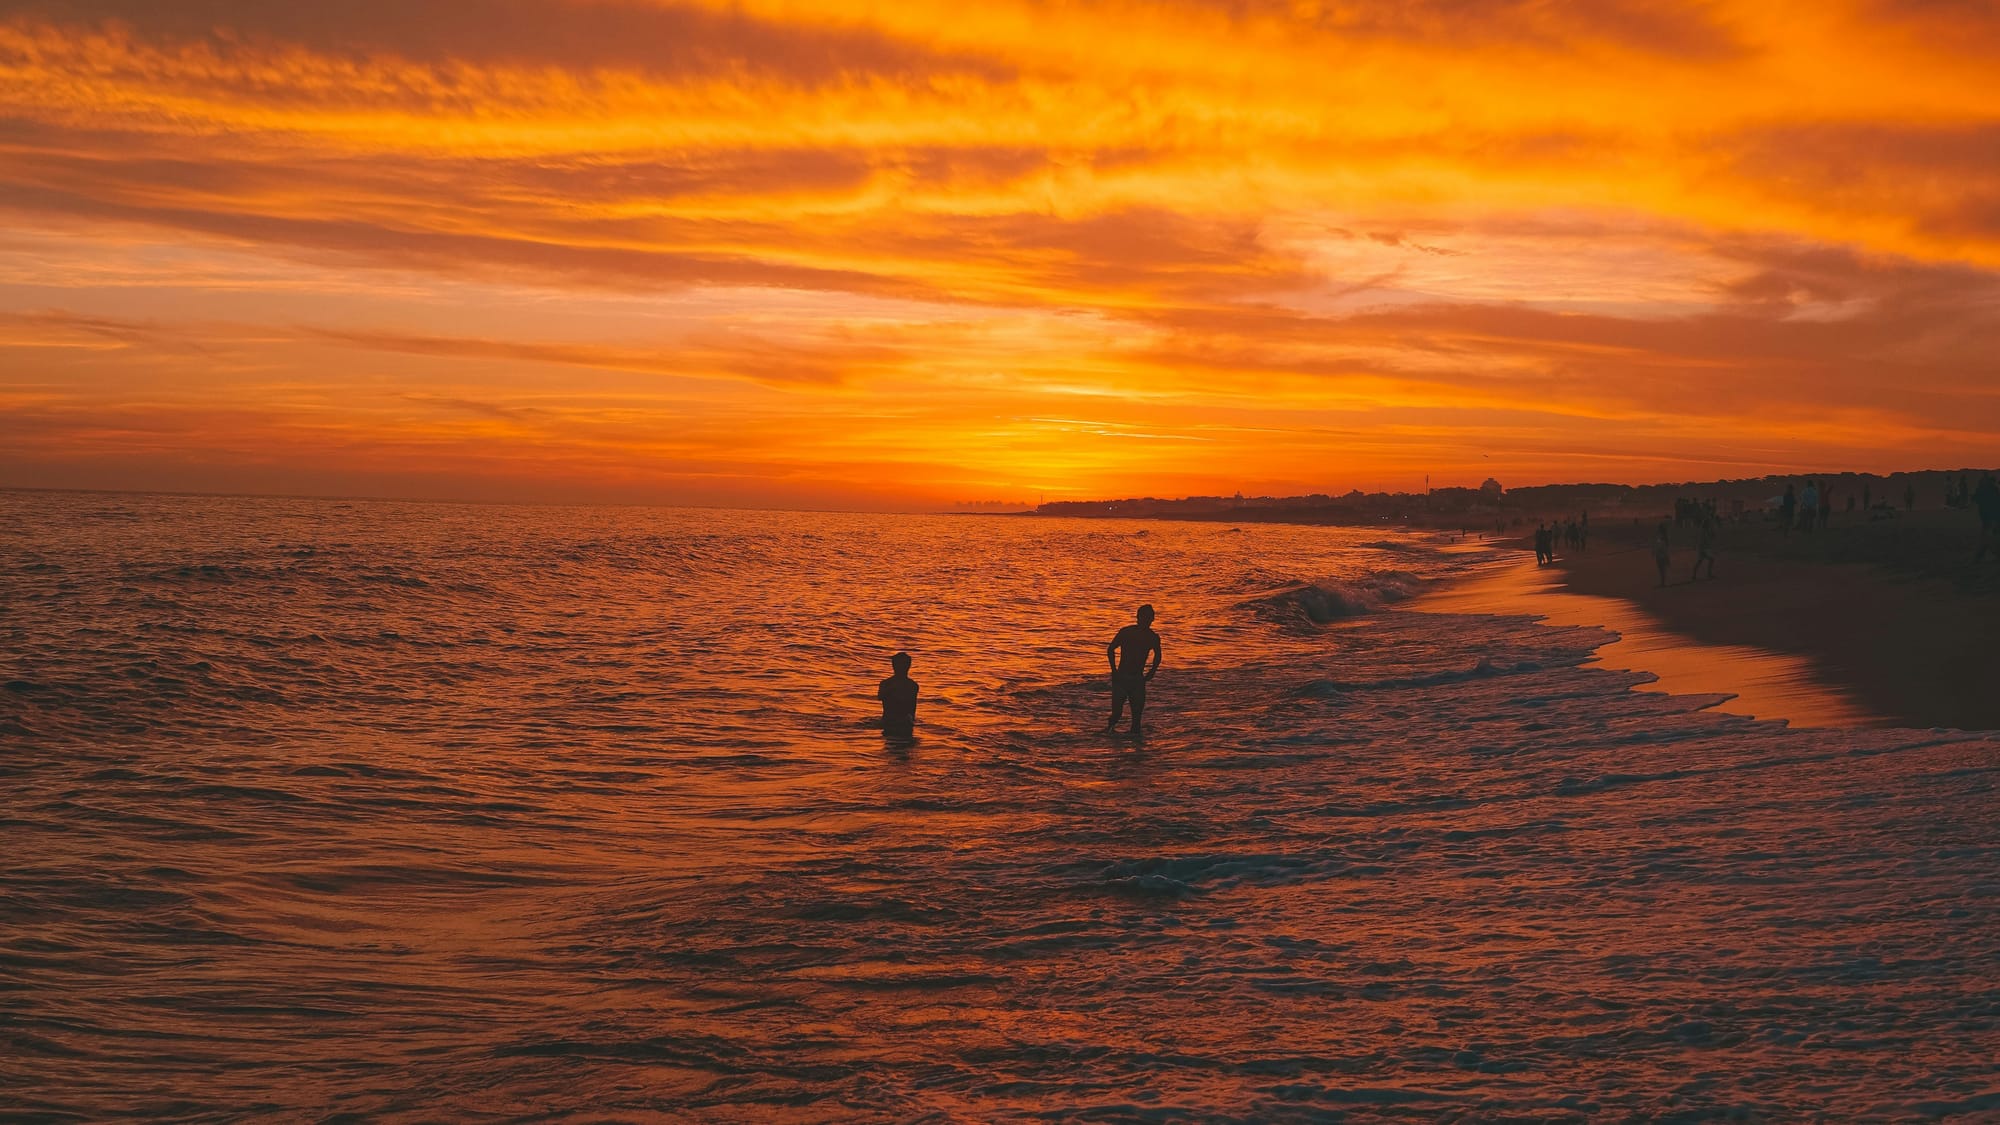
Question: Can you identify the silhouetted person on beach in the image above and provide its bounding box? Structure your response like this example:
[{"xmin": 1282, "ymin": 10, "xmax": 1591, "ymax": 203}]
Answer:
[
  {"xmin": 1693, "ymin": 517, "xmax": 1716, "ymax": 581},
  {"xmin": 878, "ymin": 652, "xmax": 918, "ymax": 740},
  {"xmin": 1780, "ymin": 484, "xmax": 1797, "ymax": 537},
  {"xmin": 1819, "ymin": 483, "xmax": 1833, "ymax": 528},
  {"xmin": 1801, "ymin": 480, "xmax": 1819, "ymax": 532},
  {"xmin": 1974, "ymin": 474, "xmax": 2000, "ymax": 565},
  {"xmin": 1106, "ymin": 604, "xmax": 1162, "ymax": 734},
  {"xmin": 1654, "ymin": 522, "xmax": 1672, "ymax": 587},
  {"xmin": 1906, "ymin": 483, "xmax": 1917, "ymax": 511}
]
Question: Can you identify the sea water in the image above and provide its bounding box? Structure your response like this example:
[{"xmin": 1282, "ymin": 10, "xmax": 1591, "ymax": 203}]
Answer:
[{"xmin": 3, "ymin": 490, "xmax": 1996, "ymax": 1119}]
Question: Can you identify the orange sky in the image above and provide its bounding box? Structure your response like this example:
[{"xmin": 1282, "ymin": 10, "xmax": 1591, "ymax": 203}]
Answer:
[{"xmin": 2, "ymin": 0, "xmax": 1997, "ymax": 509}]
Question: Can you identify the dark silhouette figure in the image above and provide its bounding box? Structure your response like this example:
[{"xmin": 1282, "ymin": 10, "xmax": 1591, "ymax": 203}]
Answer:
[
  {"xmin": 1863, "ymin": 483, "xmax": 1872, "ymax": 512},
  {"xmin": 1106, "ymin": 604, "xmax": 1163, "ymax": 733},
  {"xmin": 1819, "ymin": 483, "xmax": 1833, "ymax": 528},
  {"xmin": 1974, "ymin": 474, "xmax": 2000, "ymax": 565},
  {"xmin": 1653, "ymin": 522, "xmax": 1672, "ymax": 587},
  {"xmin": 1800, "ymin": 480, "xmax": 1819, "ymax": 532},
  {"xmin": 1693, "ymin": 517, "xmax": 1716, "ymax": 581},
  {"xmin": 1780, "ymin": 484, "xmax": 1797, "ymax": 537},
  {"xmin": 1906, "ymin": 483, "xmax": 1917, "ymax": 511},
  {"xmin": 878, "ymin": 652, "xmax": 918, "ymax": 740}
]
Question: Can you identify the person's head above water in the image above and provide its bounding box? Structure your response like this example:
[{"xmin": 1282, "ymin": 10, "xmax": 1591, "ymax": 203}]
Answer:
[
  {"xmin": 891, "ymin": 651, "xmax": 911, "ymax": 674},
  {"xmin": 1136, "ymin": 604, "xmax": 1155, "ymax": 625}
]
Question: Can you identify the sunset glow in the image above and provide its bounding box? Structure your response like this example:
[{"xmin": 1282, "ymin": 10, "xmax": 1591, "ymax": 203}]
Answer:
[{"xmin": 4, "ymin": 0, "xmax": 1997, "ymax": 507}]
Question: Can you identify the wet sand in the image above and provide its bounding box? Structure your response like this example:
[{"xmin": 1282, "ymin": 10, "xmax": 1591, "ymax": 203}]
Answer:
[
  {"xmin": 1473, "ymin": 512, "xmax": 2000, "ymax": 731},
  {"xmin": 1422, "ymin": 557, "xmax": 1886, "ymax": 728}
]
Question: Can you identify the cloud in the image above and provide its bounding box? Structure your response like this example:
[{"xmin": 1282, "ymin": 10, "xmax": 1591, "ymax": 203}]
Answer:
[
  {"xmin": 4, "ymin": 0, "xmax": 1015, "ymax": 86},
  {"xmin": 1721, "ymin": 122, "xmax": 2000, "ymax": 243},
  {"xmin": 306, "ymin": 326, "xmax": 902, "ymax": 387},
  {"xmin": 5, "ymin": 0, "xmax": 2000, "ymax": 504},
  {"xmin": 1185, "ymin": 0, "xmax": 1748, "ymax": 59}
]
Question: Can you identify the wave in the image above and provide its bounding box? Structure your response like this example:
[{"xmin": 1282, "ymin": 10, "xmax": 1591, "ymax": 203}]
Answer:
[{"xmin": 1240, "ymin": 572, "xmax": 1424, "ymax": 627}]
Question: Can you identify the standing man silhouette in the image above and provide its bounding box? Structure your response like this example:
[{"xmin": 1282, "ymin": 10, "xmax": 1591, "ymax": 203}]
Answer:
[
  {"xmin": 1105, "ymin": 604, "xmax": 1162, "ymax": 735},
  {"xmin": 1974, "ymin": 473, "xmax": 2000, "ymax": 564},
  {"xmin": 878, "ymin": 652, "xmax": 918, "ymax": 740}
]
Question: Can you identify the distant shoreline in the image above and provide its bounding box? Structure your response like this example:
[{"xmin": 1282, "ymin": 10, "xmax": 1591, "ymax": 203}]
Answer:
[{"xmin": 1519, "ymin": 511, "xmax": 1999, "ymax": 731}]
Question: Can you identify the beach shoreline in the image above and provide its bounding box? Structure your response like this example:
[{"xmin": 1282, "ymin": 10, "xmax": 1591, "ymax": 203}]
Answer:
[
  {"xmin": 1415, "ymin": 553, "xmax": 1888, "ymax": 729},
  {"xmin": 1455, "ymin": 512, "xmax": 1999, "ymax": 731}
]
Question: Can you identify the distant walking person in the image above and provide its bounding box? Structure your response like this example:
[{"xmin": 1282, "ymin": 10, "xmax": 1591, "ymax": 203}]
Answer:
[
  {"xmin": 1906, "ymin": 483, "xmax": 1917, "ymax": 511},
  {"xmin": 1800, "ymin": 480, "xmax": 1819, "ymax": 532},
  {"xmin": 1780, "ymin": 483, "xmax": 1797, "ymax": 537},
  {"xmin": 1692, "ymin": 517, "xmax": 1716, "ymax": 581},
  {"xmin": 1106, "ymin": 604, "xmax": 1163, "ymax": 734},
  {"xmin": 1819, "ymin": 483, "xmax": 1833, "ymax": 528},
  {"xmin": 1654, "ymin": 522, "xmax": 1672, "ymax": 587},
  {"xmin": 878, "ymin": 652, "xmax": 919, "ymax": 740},
  {"xmin": 1974, "ymin": 474, "xmax": 2000, "ymax": 564}
]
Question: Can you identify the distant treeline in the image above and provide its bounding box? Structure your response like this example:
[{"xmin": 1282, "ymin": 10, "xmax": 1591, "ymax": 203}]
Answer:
[{"xmin": 1032, "ymin": 469, "xmax": 1995, "ymax": 525}]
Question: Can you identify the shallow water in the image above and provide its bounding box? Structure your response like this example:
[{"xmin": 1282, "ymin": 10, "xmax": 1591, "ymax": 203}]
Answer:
[{"xmin": 3, "ymin": 491, "xmax": 1997, "ymax": 1120}]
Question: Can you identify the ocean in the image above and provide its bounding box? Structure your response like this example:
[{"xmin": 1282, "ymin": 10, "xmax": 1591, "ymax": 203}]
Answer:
[{"xmin": 4, "ymin": 489, "xmax": 1997, "ymax": 1120}]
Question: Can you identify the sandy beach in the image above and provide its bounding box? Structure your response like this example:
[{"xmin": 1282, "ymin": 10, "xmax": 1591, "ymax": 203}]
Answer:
[{"xmin": 1532, "ymin": 508, "xmax": 2000, "ymax": 730}]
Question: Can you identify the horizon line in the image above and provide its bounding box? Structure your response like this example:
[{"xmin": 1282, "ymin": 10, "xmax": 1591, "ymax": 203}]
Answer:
[{"xmin": 6, "ymin": 465, "xmax": 1994, "ymax": 518}]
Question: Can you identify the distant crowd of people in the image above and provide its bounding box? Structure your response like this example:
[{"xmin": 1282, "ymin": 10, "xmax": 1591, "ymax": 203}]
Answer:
[
  {"xmin": 1638, "ymin": 470, "xmax": 2000, "ymax": 585},
  {"xmin": 1946, "ymin": 473, "xmax": 1991, "ymax": 513},
  {"xmin": 1532, "ymin": 512, "xmax": 1587, "ymax": 565},
  {"xmin": 1975, "ymin": 474, "xmax": 2000, "ymax": 565},
  {"xmin": 1776, "ymin": 480, "xmax": 1840, "ymax": 535}
]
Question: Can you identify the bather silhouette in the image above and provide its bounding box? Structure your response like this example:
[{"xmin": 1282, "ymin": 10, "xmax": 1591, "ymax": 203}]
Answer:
[
  {"xmin": 1106, "ymin": 604, "xmax": 1162, "ymax": 734},
  {"xmin": 1693, "ymin": 516, "xmax": 1716, "ymax": 581},
  {"xmin": 878, "ymin": 652, "xmax": 918, "ymax": 740}
]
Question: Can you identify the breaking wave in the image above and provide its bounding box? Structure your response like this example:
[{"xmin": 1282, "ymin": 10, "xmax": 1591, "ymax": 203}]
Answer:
[{"xmin": 1242, "ymin": 572, "xmax": 1425, "ymax": 627}]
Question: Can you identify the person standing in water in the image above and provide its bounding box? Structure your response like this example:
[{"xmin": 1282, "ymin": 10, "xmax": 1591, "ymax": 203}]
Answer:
[
  {"xmin": 1653, "ymin": 522, "xmax": 1673, "ymax": 587},
  {"xmin": 878, "ymin": 651, "xmax": 918, "ymax": 740},
  {"xmin": 1105, "ymin": 604, "xmax": 1162, "ymax": 734}
]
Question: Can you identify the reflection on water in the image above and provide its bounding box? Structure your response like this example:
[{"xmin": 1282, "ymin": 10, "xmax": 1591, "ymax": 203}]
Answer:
[
  {"xmin": 1420, "ymin": 558, "xmax": 1885, "ymax": 728},
  {"xmin": 3, "ymin": 492, "xmax": 1995, "ymax": 1120}
]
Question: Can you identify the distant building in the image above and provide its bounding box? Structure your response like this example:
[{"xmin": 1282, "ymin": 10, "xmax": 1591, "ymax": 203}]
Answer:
[{"xmin": 1480, "ymin": 477, "xmax": 1503, "ymax": 500}]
